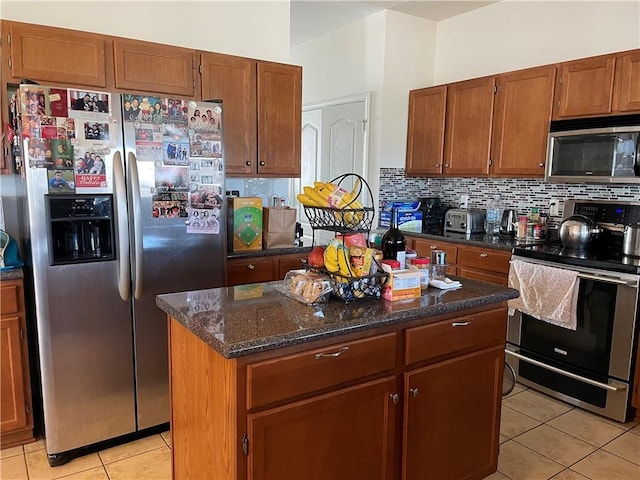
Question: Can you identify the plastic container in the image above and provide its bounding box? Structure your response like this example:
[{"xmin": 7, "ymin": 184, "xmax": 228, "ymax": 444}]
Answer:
[
  {"xmin": 411, "ymin": 257, "xmax": 430, "ymax": 290},
  {"xmin": 381, "ymin": 259, "xmax": 401, "ymax": 270},
  {"xmin": 405, "ymin": 249, "xmax": 417, "ymax": 269},
  {"xmin": 485, "ymin": 194, "xmax": 502, "ymax": 235}
]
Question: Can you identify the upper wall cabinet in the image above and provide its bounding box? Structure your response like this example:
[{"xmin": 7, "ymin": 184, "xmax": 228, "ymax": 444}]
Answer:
[
  {"xmin": 256, "ymin": 61, "xmax": 302, "ymax": 177},
  {"xmin": 201, "ymin": 53, "xmax": 257, "ymax": 176},
  {"xmin": 491, "ymin": 66, "xmax": 556, "ymax": 177},
  {"xmin": 3, "ymin": 21, "xmax": 108, "ymax": 87},
  {"xmin": 614, "ymin": 50, "xmax": 640, "ymax": 112},
  {"xmin": 202, "ymin": 56, "xmax": 301, "ymax": 178},
  {"xmin": 405, "ymin": 86, "xmax": 447, "ymax": 176},
  {"xmin": 443, "ymin": 77, "xmax": 495, "ymax": 177},
  {"xmin": 113, "ymin": 39, "xmax": 196, "ymax": 97},
  {"xmin": 553, "ymin": 50, "xmax": 640, "ymax": 119}
]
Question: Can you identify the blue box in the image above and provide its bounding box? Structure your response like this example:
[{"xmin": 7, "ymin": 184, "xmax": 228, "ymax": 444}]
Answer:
[{"xmin": 379, "ymin": 201, "xmax": 423, "ymax": 233}]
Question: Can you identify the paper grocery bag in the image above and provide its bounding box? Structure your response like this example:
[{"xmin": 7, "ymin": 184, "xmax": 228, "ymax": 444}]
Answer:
[{"xmin": 263, "ymin": 207, "xmax": 297, "ymax": 249}]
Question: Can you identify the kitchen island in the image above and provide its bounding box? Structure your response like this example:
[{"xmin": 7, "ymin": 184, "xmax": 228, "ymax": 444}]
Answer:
[{"xmin": 157, "ymin": 278, "xmax": 518, "ymax": 480}]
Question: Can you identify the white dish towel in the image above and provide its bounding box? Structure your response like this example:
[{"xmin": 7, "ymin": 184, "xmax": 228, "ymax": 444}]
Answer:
[{"xmin": 507, "ymin": 259, "xmax": 579, "ymax": 331}]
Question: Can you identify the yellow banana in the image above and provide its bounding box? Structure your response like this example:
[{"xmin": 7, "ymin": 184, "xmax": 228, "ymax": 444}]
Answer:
[
  {"xmin": 303, "ymin": 186, "xmax": 328, "ymax": 207},
  {"xmin": 296, "ymin": 193, "xmax": 318, "ymax": 206},
  {"xmin": 337, "ymin": 246, "xmax": 354, "ymax": 277},
  {"xmin": 324, "ymin": 245, "xmax": 339, "ymax": 272}
]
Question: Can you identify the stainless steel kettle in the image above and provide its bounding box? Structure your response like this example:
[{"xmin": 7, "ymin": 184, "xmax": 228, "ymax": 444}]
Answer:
[
  {"xmin": 559, "ymin": 215, "xmax": 602, "ymax": 249},
  {"xmin": 622, "ymin": 223, "xmax": 640, "ymax": 257},
  {"xmin": 500, "ymin": 209, "xmax": 518, "ymax": 236}
]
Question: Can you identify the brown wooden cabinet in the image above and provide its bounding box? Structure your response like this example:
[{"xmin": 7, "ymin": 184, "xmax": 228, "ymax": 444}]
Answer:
[
  {"xmin": 409, "ymin": 236, "xmax": 511, "ymax": 286},
  {"xmin": 113, "ymin": 38, "xmax": 196, "ymax": 97},
  {"xmin": 491, "ymin": 66, "xmax": 556, "ymax": 177},
  {"xmin": 3, "ymin": 20, "xmax": 109, "ymax": 88},
  {"xmin": 405, "ymin": 86, "xmax": 447, "ymax": 176},
  {"xmin": 201, "ymin": 56, "xmax": 301, "ymax": 177},
  {"xmin": 168, "ymin": 301, "xmax": 507, "ymax": 480},
  {"xmin": 614, "ymin": 50, "xmax": 640, "ymax": 113},
  {"xmin": 227, "ymin": 252, "xmax": 307, "ymax": 286},
  {"xmin": 0, "ymin": 278, "xmax": 34, "ymax": 448},
  {"xmin": 443, "ymin": 77, "xmax": 495, "ymax": 177}
]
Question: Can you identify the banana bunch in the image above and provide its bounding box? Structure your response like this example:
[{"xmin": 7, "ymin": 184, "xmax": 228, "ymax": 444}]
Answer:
[
  {"xmin": 323, "ymin": 239, "xmax": 353, "ymax": 277},
  {"xmin": 296, "ymin": 178, "xmax": 365, "ymax": 227}
]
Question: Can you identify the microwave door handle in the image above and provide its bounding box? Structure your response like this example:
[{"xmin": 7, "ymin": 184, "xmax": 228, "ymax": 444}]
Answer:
[
  {"xmin": 505, "ymin": 350, "xmax": 626, "ymax": 392},
  {"xmin": 634, "ymin": 135, "xmax": 640, "ymax": 176},
  {"xmin": 113, "ymin": 150, "xmax": 130, "ymax": 301},
  {"xmin": 127, "ymin": 151, "xmax": 144, "ymax": 300},
  {"xmin": 576, "ymin": 272, "xmax": 636, "ymax": 286}
]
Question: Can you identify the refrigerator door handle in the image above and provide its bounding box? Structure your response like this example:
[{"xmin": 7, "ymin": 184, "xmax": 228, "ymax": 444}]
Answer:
[
  {"xmin": 113, "ymin": 150, "xmax": 130, "ymax": 301},
  {"xmin": 127, "ymin": 151, "xmax": 144, "ymax": 300}
]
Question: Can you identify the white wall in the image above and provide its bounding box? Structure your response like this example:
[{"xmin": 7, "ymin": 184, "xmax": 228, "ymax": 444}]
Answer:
[
  {"xmin": 0, "ymin": 0, "xmax": 292, "ymax": 62},
  {"xmin": 435, "ymin": 0, "xmax": 640, "ymax": 84}
]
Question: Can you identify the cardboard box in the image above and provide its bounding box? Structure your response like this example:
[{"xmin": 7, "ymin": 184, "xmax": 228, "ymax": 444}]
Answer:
[
  {"xmin": 379, "ymin": 201, "xmax": 423, "ymax": 233},
  {"xmin": 381, "ymin": 264, "xmax": 422, "ymax": 301},
  {"xmin": 227, "ymin": 197, "xmax": 263, "ymax": 252}
]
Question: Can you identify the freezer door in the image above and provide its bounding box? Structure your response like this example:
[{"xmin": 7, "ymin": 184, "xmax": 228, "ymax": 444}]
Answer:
[{"xmin": 122, "ymin": 99, "xmax": 226, "ymax": 429}]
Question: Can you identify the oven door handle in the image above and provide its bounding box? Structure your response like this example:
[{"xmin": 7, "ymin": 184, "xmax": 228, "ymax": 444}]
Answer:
[
  {"xmin": 576, "ymin": 273, "xmax": 636, "ymax": 286},
  {"xmin": 505, "ymin": 350, "xmax": 626, "ymax": 392}
]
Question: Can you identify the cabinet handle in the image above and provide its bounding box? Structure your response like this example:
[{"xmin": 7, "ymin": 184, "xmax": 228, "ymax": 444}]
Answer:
[
  {"xmin": 315, "ymin": 346, "xmax": 349, "ymax": 359},
  {"xmin": 245, "ymin": 160, "xmax": 252, "ymax": 166},
  {"xmin": 480, "ymin": 253, "xmax": 488, "ymax": 258},
  {"xmin": 390, "ymin": 393, "xmax": 400, "ymax": 404},
  {"xmin": 435, "ymin": 163, "xmax": 440, "ymax": 168},
  {"xmin": 247, "ymin": 264, "xmax": 255, "ymax": 270},
  {"xmin": 452, "ymin": 319, "xmax": 474, "ymax": 327},
  {"xmin": 539, "ymin": 163, "xmax": 545, "ymax": 168},
  {"xmin": 259, "ymin": 160, "xmax": 266, "ymax": 166},
  {"xmin": 430, "ymin": 245, "xmax": 438, "ymax": 249},
  {"xmin": 445, "ymin": 163, "xmax": 449, "ymax": 168},
  {"xmin": 410, "ymin": 387, "xmax": 419, "ymax": 398}
]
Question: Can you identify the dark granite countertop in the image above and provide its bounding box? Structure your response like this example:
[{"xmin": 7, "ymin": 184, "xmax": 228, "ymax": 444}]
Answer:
[
  {"xmin": 157, "ymin": 278, "xmax": 519, "ymax": 359},
  {"xmin": 0, "ymin": 268, "xmax": 24, "ymax": 281},
  {"xmin": 228, "ymin": 245, "xmax": 312, "ymax": 260}
]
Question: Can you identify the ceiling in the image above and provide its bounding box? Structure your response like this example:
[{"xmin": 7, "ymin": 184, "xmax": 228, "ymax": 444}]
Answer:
[{"xmin": 290, "ymin": 1, "xmax": 500, "ymax": 45}]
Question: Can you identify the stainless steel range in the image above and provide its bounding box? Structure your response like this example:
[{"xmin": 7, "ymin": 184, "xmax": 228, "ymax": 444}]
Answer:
[{"xmin": 507, "ymin": 200, "xmax": 640, "ymax": 422}]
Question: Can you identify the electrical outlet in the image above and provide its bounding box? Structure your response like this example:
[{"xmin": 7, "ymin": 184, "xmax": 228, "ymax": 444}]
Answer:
[
  {"xmin": 549, "ymin": 198, "xmax": 560, "ymax": 217},
  {"xmin": 460, "ymin": 194, "xmax": 469, "ymax": 209}
]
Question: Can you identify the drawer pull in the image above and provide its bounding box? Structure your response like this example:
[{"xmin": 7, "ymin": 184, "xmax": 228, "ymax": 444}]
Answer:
[
  {"xmin": 247, "ymin": 264, "xmax": 255, "ymax": 270},
  {"xmin": 315, "ymin": 346, "xmax": 349, "ymax": 359},
  {"xmin": 410, "ymin": 387, "xmax": 419, "ymax": 398},
  {"xmin": 430, "ymin": 245, "xmax": 438, "ymax": 249},
  {"xmin": 480, "ymin": 253, "xmax": 488, "ymax": 258},
  {"xmin": 390, "ymin": 393, "xmax": 400, "ymax": 404},
  {"xmin": 451, "ymin": 320, "xmax": 473, "ymax": 327}
]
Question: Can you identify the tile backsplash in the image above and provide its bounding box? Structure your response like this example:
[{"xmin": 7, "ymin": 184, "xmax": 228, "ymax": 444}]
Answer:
[{"xmin": 379, "ymin": 168, "xmax": 640, "ymax": 227}]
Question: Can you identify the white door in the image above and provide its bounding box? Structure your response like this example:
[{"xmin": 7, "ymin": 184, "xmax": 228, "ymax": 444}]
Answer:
[{"xmin": 294, "ymin": 94, "xmax": 370, "ymax": 246}]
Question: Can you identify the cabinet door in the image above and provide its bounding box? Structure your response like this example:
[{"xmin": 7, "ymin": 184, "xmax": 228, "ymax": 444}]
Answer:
[
  {"xmin": 248, "ymin": 377, "xmax": 397, "ymax": 480},
  {"xmin": 276, "ymin": 253, "xmax": 307, "ymax": 279},
  {"xmin": 227, "ymin": 258, "xmax": 274, "ymax": 286},
  {"xmin": 444, "ymin": 77, "xmax": 495, "ymax": 176},
  {"xmin": 614, "ymin": 50, "xmax": 640, "ymax": 112},
  {"xmin": 0, "ymin": 315, "xmax": 27, "ymax": 435},
  {"xmin": 113, "ymin": 39, "xmax": 195, "ymax": 96},
  {"xmin": 403, "ymin": 347, "xmax": 503, "ymax": 480},
  {"xmin": 201, "ymin": 53, "xmax": 257, "ymax": 176},
  {"xmin": 411, "ymin": 238, "xmax": 458, "ymax": 265},
  {"xmin": 5, "ymin": 21, "xmax": 107, "ymax": 87},
  {"xmin": 492, "ymin": 66, "xmax": 555, "ymax": 176},
  {"xmin": 406, "ymin": 86, "xmax": 447, "ymax": 176},
  {"xmin": 257, "ymin": 62, "xmax": 302, "ymax": 177},
  {"xmin": 554, "ymin": 55, "xmax": 616, "ymax": 119}
]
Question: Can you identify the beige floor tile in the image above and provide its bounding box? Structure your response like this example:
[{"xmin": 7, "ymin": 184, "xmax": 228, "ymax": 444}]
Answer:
[
  {"xmin": 0, "ymin": 445, "xmax": 24, "ymax": 460},
  {"xmin": 104, "ymin": 447, "xmax": 171, "ymax": 480},
  {"xmin": 99, "ymin": 434, "xmax": 167, "ymax": 464},
  {"xmin": 25, "ymin": 448, "xmax": 102, "ymax": 480},
  {"xmin": 514, "ymin": 424, "xmax": 596, "ymax": 467},
  {"xmin": 0, "ymin": 454, "xmax": 29, "ymax": 480},
  {"xmin": 497, "ymin": 440, "xmax": 565, "ymax": 480},
  {"xmin": 23, "ymin": 439, "xmax": 45, "ymax": 454},
  {"xmin": 499, "ymin": 433, "xmax": 509, "ymax": 444},
  {"xmin": 500, "ymin": 405, "xmax": 541, "ymax": 439},
  {"xmin": 547, "ymin": 408, "xmax": 627, "ymax": 447},
  {"xmin": 57, "ymin": 466, "xmax": 110, "ymax": 479},
  {"xmin": 571, "ymin": 449, "xmax": 640, "ymax": 480},
  {"xmin": 550, "ymin": 468, "xmax": 590, "ymax": 479},
  {"xmin": 603, "ymin": 431, "xmax": 640, "ymax": 465},
  {"xmin": 630, "ymin": 423, "xmax": 640, "ymax": 436},
  {"xmin": 160, "ymin": 430, "xmax": 171, "ymax": 447},
  {"xmin": 503, "ymin": 389, "xmax": 573, "ymax": 422},
  {"xmin": 483, "ymin": 470, "xmax": 510, "ymax": 479}
]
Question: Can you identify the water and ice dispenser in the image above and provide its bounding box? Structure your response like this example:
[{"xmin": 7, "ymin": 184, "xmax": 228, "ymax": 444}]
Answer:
[{"xmin": 47, "ymin": 195, "xmax": 115, "ymax": 265}]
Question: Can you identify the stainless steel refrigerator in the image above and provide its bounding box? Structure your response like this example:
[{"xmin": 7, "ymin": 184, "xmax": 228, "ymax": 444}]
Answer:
[{"xmin": 15, "ymin": 85, "xmax": 226, "ymax": 465}]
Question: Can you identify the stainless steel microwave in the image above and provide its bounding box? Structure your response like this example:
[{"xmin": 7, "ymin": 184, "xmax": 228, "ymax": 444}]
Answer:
[{"xmin": 546, "ymin": 115, "xmax": 640, "ymax": 184}]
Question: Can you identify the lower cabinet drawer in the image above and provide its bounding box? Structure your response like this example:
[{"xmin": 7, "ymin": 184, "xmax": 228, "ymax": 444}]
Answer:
[
  {"xmin": 405, "ymin": 307, "xmax": 507, "ymax": 365},
  {"xmin": 459, "ymin": 268, "xmax": 508, "ymax": 286},
  {"xmin": 247, "ymin": 332, "xmax": 397, "ymax": 409},
  {"xmin": 227, "ymin": 258, "xmax": 274, "ymax": 286},
  {"xmin": 0, "ymin": 285, "xmax": 19, "ymax": 315},
  {"xmin": 460, "ymin": 246, "xmax": 511, "ymax": 275}
]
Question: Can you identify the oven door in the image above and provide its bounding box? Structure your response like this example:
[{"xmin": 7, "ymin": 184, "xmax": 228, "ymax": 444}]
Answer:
[{"xmin": 506, "ymin": 257, "xmax": 639, "ymax": 422}]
